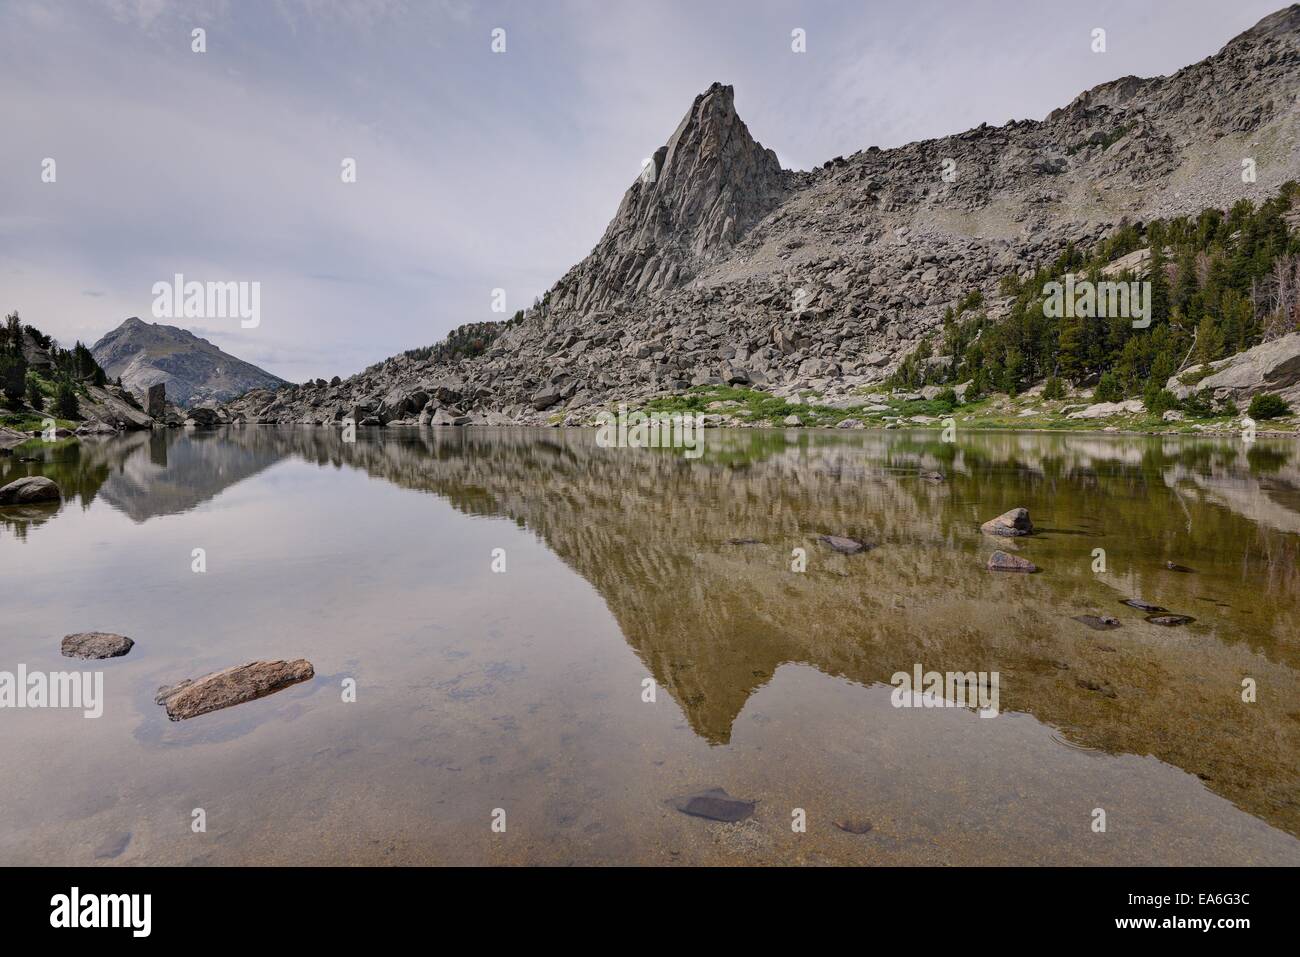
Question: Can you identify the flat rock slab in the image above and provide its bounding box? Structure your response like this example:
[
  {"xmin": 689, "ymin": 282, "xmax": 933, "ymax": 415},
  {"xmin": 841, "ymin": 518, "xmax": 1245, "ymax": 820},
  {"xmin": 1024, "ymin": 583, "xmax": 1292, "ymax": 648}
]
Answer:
[
  {"xmin": 987, "ymin": 550, "xmax": 1036, "ymax": 573},
  {"xmin": 1121, "ymin": 599, "xmax": 1167, "ymax": 613},
  {"xmin": 61, "ymin": 632, "xmax": 135, "ymax": 659},
  {"xmin": 669, "ymin": 788, "xmax": 756, "ymax": 823},
  {"xmin": 1146, "ymin": 614, "xmax": 1196, "ymax": 627},
  {"xmin": 1072, "ymin": 615, "xmax": 1121, "ymax": 631},
  {"xmin": 980, "ymin": 507, "xmax": 1033, "ymax": 537},
  {"xmin": 155, "ymin": 659, "xmax": 314, "ymax": 721},
  {"xmin": 0, "ymin": 476, "xmax": 61, "ymax": 507},
  {"xmin": 819, "ymin": 534, "xmax": 872, "ymax": 554}
]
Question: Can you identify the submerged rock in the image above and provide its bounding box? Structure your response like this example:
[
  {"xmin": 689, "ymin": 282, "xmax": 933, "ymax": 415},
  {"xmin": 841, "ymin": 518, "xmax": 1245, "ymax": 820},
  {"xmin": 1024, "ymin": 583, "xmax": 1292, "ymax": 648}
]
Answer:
[
  {"xmin": 61, "ymin": 632, "xmax": 135, "ymax": 659},
  {"xmin": 155, "ymin": 659, "xmax": 315, "ymax": 721},
  {"xmin": 987, "ymin": 550, "xmax": 1036, "ymax": 573},
  {"xmin": 1072, "ymin": 615, "xmax": 1121, "ymax": 631},
  {"xmin": 819, "ymin": 534, "xmax": 871, "ymax": 554},
  {"xmin": 0, "ymin": 476, "xmax": 61, "ymax": 506},
  {"xmin": 833, "ymin": 818, "xmax": 873, "ymax": 834},
  {"xmin": 1146, "ymin": 614, "xmax": 1196, "ymax": 627},
  {"xmin": 1077, "ymin": 678, "xmax": 1118, "ymax": 698},
  {"xmin": 980, "ymin": 507, "xmax": 1033, "ymax": 537},
  {"xmin": 669, "ymin": 787, "xmax": 756, "ymax": 823},
  {"xmin": 1121, "ymin": 599, "xmax": 1167, "ymax": 612}
]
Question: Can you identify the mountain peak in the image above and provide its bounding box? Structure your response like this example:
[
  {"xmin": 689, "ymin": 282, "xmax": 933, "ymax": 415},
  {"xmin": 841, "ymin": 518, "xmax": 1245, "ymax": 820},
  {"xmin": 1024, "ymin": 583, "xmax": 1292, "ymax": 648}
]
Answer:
[
  {"xmin": 91, "ymin": 317, "xmax": 286, "ymax": 407},
  {"xmin": 546, "ymin": 82, "xmax": 791, "ymax": 314}
]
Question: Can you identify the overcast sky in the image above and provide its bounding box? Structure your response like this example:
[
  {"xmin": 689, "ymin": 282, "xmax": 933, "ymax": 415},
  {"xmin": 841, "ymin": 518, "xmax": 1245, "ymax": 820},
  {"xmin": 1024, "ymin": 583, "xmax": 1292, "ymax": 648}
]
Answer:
[{"xmin": 0, "ymin": 0, "xmax": 1283, "ymax": 382}]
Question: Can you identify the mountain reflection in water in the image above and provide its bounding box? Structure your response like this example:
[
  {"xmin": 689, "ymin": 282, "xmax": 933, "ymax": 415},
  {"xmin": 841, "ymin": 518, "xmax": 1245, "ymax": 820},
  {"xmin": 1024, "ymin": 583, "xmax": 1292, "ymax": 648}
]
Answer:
[{"xmin": 2, "ymin": 426, "xmax": 1298, "ymax": 865}]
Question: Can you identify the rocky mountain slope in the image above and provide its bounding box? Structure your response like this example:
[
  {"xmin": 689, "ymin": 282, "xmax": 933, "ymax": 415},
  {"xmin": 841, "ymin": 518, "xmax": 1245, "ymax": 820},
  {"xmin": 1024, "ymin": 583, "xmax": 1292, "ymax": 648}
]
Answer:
[
  {"xmin": 220, "ymin": 5, "xmax": 1300, "ymax": 427},
  {"xmin": 92, "ymin": 317, "xmax": 286, "ymax": 408}
]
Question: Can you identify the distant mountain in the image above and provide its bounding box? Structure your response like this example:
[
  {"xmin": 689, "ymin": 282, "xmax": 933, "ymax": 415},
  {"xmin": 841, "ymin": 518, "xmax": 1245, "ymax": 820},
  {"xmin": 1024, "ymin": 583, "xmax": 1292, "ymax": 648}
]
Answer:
[{"xmin": 91, "ymin": 317, "xmax": 287, "ymax": 408}]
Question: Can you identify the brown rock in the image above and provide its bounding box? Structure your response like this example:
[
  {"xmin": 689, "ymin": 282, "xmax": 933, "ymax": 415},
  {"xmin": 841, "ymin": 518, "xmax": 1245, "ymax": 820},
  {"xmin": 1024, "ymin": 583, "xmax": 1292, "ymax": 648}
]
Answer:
[
  {"xmin": 154, "ymin": 659, "xmax": 315, "ymax": 721},
  {"xmin": 61, "ymin": 632, "xmax": 134, "ymax": 659},
  {"xmin": 833, "ymin": 818, "xmax": 874, "ymax": 834}
]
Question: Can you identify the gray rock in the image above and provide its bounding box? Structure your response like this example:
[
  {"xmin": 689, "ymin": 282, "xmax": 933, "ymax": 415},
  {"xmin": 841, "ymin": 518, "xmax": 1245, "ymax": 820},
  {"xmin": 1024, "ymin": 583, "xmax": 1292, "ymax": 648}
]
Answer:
[
  {"xmin": 184, "ymin": 407, "xmax": 220, "ymax": 428},
  {"xmin": 1167, "ymin": 332, "xmax": 1300, "ymax": 404},
  {"xmin": 981, "ymin": 507, "xmax": 1033, "ymax": 537},
  {"xmin": 0, "ymin": 476, "xmax": 61, "ymax": 506},
  {"xmin": 531, "ymin": 385, "xmax": 562, "ymax": 411},
  {"xmin": 819, "ymin": 534, "xmax": 871, "ymax": 554}
]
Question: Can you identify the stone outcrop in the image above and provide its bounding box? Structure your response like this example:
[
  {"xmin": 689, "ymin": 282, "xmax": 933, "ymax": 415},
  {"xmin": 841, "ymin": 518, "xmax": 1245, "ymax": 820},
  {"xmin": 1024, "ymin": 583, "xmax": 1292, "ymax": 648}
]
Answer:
[
  {"xmin": 154, "ymin": 659, "xmax": 315, "ymax": 721},
  {"xmin": 1167, "ymin": 332, "xmax": 1300, "ymax": 405}
]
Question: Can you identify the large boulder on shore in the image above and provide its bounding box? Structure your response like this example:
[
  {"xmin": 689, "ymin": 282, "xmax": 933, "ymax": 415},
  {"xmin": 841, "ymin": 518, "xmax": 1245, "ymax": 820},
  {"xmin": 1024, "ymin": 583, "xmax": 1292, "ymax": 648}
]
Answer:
[
  {"xmin": 0, "ymin": 476, "xmax": 61, "ymax": 506},
  {"xmin": 1166, "ymin": 332, "xmax": 1300, "ymax": 404},
  {"xmin": 531, "ymin": 385, "xmax": 562, "ymax": 411},
  {"xmin": 147, "ymin": 382, "xmax": 167, "ymax": 419},
  {"xmin": 155, "ymin": 659, "xmax": 315, "ymax": 721},
  {"xmin": 0, "ymin": 426, "xmax": 31, "ymax": 451},
  {"xmin": 981, "ymin": 507, "xmax": 1033, "ymax": 537},
  {"xmin": 184, "ymin": 406, "xmax": 221, "ymax": 428},
  {"xmin": 1066, "ymin": 399, "xmax": 1145, "ymax": 419}
]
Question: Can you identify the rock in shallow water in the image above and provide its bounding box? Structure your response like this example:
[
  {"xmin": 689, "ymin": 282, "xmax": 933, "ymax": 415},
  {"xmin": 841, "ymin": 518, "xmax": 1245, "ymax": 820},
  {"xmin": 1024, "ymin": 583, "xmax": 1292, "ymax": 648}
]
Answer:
[
  {"xmin": 987, "ymin": 550, "xmax": 1036, "ymax": 573},
  {"xmin": 1121, "ymin": 599, "xmax": 1166, "ymax": 613},
  {"xmin": 0, "ymin": 476, "xmax": 61, "ymax": 506},
  {"xmin": 833, "ymin": 818, "xmax": 873, "ymax": 834},
  {"xmin": 1072, "ymin": 615, "xmax": 1121, "ymax": 631},
  {"xmin": 1145, "ymin": 614, "xmax": 1196, "ymax": 627},
  {"xmin": 61, "ymin": 632, "xmax": 134, "ymax": 659},
  {"xmin": 819, "ymin": 534, "xmax": 871, "ymax": 554},
  {"xmin": 670, "ymin": 788, "xmax": 756, "ymax": 822},
  {"xmin": 980, "ymin": 507, "xmax": 1033, "ymax": 537},
  {"xmin": 155, "ymin": 659, "xmax": 315, "ymax": 721}
]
